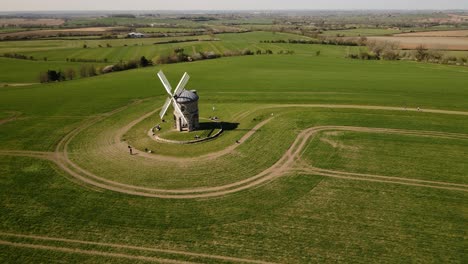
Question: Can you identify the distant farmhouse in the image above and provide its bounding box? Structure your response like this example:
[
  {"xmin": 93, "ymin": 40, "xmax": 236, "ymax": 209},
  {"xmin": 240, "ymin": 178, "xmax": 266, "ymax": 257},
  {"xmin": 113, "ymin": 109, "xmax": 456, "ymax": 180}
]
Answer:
[{"xmin": 127, "ymin": 32, "xmax": 145, "ymax": 38}]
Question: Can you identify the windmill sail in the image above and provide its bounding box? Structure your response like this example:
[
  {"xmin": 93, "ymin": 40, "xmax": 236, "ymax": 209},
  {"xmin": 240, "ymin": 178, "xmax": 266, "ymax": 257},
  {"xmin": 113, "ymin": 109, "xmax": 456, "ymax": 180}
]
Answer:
[
  {"xmin": 159, "ymin": 97, "xmax": 172, "ymax": 119},
  {"xmin": 157, "ymin": 71, "xmax": 172, "ymax": 95},
  {"xmin": 174, "ymin": 72, "xmax": 190, "ymax": 97}
]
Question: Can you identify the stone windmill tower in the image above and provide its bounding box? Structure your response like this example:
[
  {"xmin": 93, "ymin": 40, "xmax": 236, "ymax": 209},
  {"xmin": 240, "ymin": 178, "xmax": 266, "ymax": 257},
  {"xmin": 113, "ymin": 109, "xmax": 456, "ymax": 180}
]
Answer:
[{"xmin": 158, "ymin": 71, "xmax": 200, "ymax": 132}]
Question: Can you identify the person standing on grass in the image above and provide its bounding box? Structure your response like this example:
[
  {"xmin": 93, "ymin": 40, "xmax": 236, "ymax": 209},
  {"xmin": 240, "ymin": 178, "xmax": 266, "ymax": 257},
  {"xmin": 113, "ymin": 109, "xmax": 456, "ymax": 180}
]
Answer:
[{"xmin": 128, "ymin": 145, "xmax": 133, "ymax": 155}]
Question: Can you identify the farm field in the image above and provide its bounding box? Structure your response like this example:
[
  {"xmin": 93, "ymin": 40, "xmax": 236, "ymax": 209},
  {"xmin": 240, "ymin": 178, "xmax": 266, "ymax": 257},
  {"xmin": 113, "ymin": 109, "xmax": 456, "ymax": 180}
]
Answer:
[
  {"xmin": 395, "ymin": 29, "xmax": 468, "ymax": 37},
  {"xmin": 368, "ymin": 35, "xmax": 468, "ymax": 50},
  {"xmin": 0, "ymin": 18, "xmax": 65, "ymax": 26},
  {"xmin": 137, "ymin": 27, "xmax": 206, "ymax": 33},
  {"xmin": 321, "ymin": 28, "xmax": 402, "ymax": 36},
  {"xmin": 0, "ymin": 57, "xmax": 107, "ymax": 83},
  {"xmin": 1, "ymin": 10, "xmax": 468, "ymax": 264},
  {"xmin": 0, "ymin": 31, "xmax": 314, "ymax": 63},
  {"xmin": 0, "ymin": 27, "xmax": 128, "ymax": 40}
]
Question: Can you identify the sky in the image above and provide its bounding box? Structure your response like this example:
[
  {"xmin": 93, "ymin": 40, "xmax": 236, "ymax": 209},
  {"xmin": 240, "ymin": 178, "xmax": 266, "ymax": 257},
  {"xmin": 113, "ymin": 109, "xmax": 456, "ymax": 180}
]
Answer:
[{"xmin": 1, "ymin": 0, "xmax": 468, "ymax": 11}]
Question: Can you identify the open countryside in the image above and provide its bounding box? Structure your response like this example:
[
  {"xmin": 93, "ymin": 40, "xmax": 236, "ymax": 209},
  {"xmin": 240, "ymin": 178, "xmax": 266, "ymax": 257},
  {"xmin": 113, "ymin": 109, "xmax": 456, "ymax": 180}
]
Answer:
[{"xmin": 0, "ymin": 3, "xmax": 467, "ymax": 264}]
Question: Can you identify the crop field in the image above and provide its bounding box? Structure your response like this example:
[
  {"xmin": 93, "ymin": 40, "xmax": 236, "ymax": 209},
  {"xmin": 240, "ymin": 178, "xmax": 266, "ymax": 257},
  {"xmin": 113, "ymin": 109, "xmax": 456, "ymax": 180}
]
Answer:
[
  {"xmin": 368, "ymin": 35, "xmax": 468, "ymax": 50},
  {"xmin": 321, "ymin": 28, "xmax": 402, "ymax": 36},
  {"xmin": 0, "ymin": 27, "xmax": 128, "ymax": 40},
  {"xmin": 0, "ymin": 57, "xmax": 107, "ymax": 84},
  {"xmin": 395, "ymin": 29, "xmax": 468, "ymax": 37},
  {"xmin": 0, "ymin": 18, "xmax": 65, "ymax": 26},
  {"xmin": 1, "ymin": 22, "xmax": 468, "ymax": 264},
  {"xmin": 0, "ymin": 31, "xmax": 313, "ymax": 62},
  {"xmin": 137, "ymin": 27, "xmax": 206, "ymax": 33}
]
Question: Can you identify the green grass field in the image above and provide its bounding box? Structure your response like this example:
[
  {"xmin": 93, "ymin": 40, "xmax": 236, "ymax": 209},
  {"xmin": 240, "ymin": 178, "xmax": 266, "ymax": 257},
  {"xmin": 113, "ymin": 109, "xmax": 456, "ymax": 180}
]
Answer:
[
  {"xmin": 321, "ymin": 28, "xmax": 402, "ymax": 37},
  {"xmin": 0, "ymin": 57, "xmax": 106, "ymax": 83},
  {"xmin": 0, "ymin": 31, "xmax": 314, "ymax": 64},
  {"xmin": 137, "ymin": 27, "xmax": 206, "ymax": 33},
  {"xmin": 0, "ymin": 29, "xmax": 467, "ymax": 263}
]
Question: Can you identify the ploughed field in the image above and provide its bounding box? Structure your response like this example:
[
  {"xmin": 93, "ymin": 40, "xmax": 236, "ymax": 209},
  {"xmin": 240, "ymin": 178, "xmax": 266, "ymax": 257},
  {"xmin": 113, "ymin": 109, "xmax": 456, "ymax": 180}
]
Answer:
[
  {"xmin": 368, "ymin": 36, "xmax": 468, "ymax": 50},
  {"xmin": 367, "ymin": 30, "xmax": 468, "ymax": 50},
  {"xmin": 0, "ymin": 31, "xmax": 467, "ymax": 263}
]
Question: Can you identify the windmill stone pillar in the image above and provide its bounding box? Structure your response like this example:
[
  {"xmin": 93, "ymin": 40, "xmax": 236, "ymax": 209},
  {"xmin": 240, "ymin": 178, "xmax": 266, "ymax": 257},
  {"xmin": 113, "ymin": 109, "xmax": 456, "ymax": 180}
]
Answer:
[{"xmin": 174, "ymin": 90, "xmax": 199, "ymax": 131}]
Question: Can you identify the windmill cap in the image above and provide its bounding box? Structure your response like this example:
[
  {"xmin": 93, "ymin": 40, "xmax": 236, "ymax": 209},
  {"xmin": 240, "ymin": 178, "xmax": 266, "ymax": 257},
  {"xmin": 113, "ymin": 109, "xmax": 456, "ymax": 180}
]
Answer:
[{"xmin": 176, "ymin": 89, "xmax": 199, "ymax": 103}]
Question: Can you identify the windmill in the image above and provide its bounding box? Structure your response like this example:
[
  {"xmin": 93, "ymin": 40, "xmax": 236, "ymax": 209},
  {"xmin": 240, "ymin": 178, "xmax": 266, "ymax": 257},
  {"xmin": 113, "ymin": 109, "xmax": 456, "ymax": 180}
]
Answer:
[{"xmin": 157, "ymin": 70, "xmax": 200, "ymax": 132}]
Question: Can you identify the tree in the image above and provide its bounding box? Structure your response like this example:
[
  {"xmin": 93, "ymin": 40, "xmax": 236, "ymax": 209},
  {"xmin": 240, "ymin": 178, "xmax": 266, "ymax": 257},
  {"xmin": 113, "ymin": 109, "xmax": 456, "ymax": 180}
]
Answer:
[
  {"xmin": 382, "ymin": 50, "xmax": 400, "ymax": 60},
  {"xmin": 174, "ymin": 48, "xmax": 184, "ymax": 54},
  {"xmin": 242, "ymin": 49, "xmax": 254, "ymax": 55},
  {"xmin": 366, "ymin": 40, "xmax": 398, "ymax": 60},
  {"xmin": 126, "ymin": 60, "xmax": 139, "ymax": 70},
  {"xmin": 65, "ymin": 68, "xmax": 76, "ymax": 80},
  {"xmin": 415, "ymin": 45, "xmax": 429, "ymax": 61},
  {"xmin": 366, "ymin": 40, "xmax": 384, "ymax": 58},
  {"xmin": 358, "ymin": 36, "xmax": 368, "ymax": 46},
  {"xmin": 79, "ymin": 65, "xmax": 88, "ymax": 78},
  {"xmin": 139, "ymin": 56, "xmax": 151, "ymax": 67},
  {"xmin": 47, "ymin": 70, "xmax": 62, "ymax": 82},
  {"xmin": 40, "ymin": 70, "xmax": 64, "ymax": 82},
  {"xmin": 87, "ymin": 65, "xmax": 97, "ymax": 77},
  {"xmin": 39, "ymin": 72, "xmax": 48, "ymax": 83}
]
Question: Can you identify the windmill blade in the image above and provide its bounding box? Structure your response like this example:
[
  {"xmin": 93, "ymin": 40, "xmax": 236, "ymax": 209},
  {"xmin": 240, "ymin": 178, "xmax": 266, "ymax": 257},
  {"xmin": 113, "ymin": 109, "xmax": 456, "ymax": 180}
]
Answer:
[
  {"xmin": 159, "ymin": 97, "xmax": 172, "ymax": 119},
  {"xmin": 173, "ymin": 72, "xmax": 190, "ymax": 96},
  {"xmin": 157, "ymin": 70, "xmax": 172, "ymax": 95},
  {"xmin": 172, "ymin": 101, "xmax": 188, "ymax": 124}
]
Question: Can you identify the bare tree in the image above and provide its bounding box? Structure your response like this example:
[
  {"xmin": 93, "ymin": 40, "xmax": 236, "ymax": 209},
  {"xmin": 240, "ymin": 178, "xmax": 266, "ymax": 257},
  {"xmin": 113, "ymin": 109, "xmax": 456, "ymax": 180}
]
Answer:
[
  {"xmin": 39, "ymin": 72, "xmax": 48, "ymax": 83},
  {"xmin": 367, "ymin": 40, "xmax": 399, "ymax": 60},
  {"xmin": 79, "ymin": 65, "xmax": 88, "ymax": 78},
  {"xmin": 65, "ymin": 68, "xmax": 76, "ymax": 80},
  {"xmin": 87, "ymin": 65, "xmax": 97, "ymax": 77},
  {"xmin": 415, "ymin": 45, "xmax": 429, "ymax": 61}
]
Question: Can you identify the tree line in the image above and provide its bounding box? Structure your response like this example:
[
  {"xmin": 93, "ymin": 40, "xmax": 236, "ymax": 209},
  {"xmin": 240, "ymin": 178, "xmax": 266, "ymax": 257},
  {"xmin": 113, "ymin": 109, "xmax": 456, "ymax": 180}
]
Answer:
[
  {"xmin": 38, "ymin": 56, "xmax": 153, "ymax": 83},
  {"xmin": 261, "ymin": 37, "xmax": 363, "ymax": 47},
  {"xmin": 346, "ymin": 40, "xmax": 468, "ymax": 66}
]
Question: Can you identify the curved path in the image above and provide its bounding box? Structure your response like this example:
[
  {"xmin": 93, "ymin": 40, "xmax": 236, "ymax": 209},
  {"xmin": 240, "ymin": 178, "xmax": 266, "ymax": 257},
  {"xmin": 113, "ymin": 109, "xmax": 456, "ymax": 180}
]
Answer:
[
  {"xmin": 0, "ymin": 111, "xmax": 21, "ymax": 126},
  {"xmin": 1, "ymin": 103, "xmax": 468, "ymax": 198}
]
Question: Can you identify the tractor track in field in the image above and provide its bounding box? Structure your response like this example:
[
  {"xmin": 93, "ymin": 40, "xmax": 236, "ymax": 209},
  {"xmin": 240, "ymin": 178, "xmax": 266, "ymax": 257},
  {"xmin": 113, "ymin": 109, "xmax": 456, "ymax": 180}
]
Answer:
[
  {"xmin": 1, "ymin": 103, "xmax": 468, "ymax": 198},
  {"xmin": 0, "ymin": 240, "xmax": 195, "ymax": 264},
  {"xmin": 0, "ymin": 232, "xmax": 274, "ymax": 264},
  {"xmin": 0, "ymin": 111, "xmax": 21, "ymax": 125}
]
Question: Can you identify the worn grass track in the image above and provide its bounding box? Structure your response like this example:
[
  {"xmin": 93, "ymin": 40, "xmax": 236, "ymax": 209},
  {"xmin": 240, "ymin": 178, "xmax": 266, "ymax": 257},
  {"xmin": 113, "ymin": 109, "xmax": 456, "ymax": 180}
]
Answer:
[
  {"xmin": 1, "ymin": 103, "xmax": 467, "ymax": 199},
  {"xmin": 0, "ymin": 232, "xmax": 274, "ymax": 264}
]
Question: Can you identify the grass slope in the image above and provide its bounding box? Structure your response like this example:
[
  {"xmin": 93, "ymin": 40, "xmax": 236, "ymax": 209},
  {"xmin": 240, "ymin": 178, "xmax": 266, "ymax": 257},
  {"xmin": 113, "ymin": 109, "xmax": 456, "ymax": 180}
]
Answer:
[
  {"xmin": 0, "ymin": 36, "xmax": 467, "ymax": 263},
  {"xmin": 0, "ymin": 156, "xmax": 465, "ymax": 263}
]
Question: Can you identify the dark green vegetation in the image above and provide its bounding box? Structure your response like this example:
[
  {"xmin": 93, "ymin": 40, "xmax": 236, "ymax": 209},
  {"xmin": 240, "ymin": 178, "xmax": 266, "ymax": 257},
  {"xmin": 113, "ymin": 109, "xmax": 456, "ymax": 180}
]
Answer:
[{"xmin": 1, "ymin": 11, "xmax": 468, "ymax": 263}]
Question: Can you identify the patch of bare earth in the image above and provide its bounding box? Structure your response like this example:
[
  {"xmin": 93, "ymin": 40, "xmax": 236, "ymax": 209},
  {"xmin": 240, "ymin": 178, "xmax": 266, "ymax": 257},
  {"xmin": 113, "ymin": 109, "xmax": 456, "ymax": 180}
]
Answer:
[
  {"xmin": 1, "ymin": 83, "xmax": 38, "ymax": 87},
  {"xmin": 396, "ymin": 30, "xmax": 468, "ymax": 37},
  {"xmin": 0, "ymin": 18, "xmax": 65, "ymax": 26},
  {"xmin": 367, "ymin": 36, "xmax": 468, "ymax": 50},
  {"xmin": 0, "ymin": 27, "xmax": 127, "ymax": 38}
]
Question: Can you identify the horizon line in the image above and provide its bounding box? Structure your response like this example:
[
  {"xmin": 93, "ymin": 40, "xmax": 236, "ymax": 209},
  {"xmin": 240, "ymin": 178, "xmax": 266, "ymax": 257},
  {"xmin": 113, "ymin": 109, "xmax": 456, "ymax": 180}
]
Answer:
[{"xmin": 1, "ymin": 8, "xmax": 468, "ymax": 12}]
